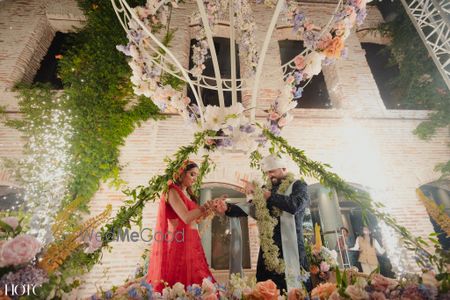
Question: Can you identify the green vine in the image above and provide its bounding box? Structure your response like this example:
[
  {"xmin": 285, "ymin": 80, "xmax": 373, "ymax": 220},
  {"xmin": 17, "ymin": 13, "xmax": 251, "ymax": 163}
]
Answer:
[{"xmin": 259, "ymin": 124, "xmax": 450, "ymax": 292}]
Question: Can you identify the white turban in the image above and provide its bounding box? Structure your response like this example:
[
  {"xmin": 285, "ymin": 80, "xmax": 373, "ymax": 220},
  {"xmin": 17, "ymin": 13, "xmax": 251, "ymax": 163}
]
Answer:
[{"xmin": 261, "ymin": 154, "xmax": 288, "ymax": 172}]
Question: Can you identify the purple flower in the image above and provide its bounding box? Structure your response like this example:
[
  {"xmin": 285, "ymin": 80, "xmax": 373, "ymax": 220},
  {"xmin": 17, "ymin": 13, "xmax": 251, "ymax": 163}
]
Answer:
[
  {"xmin": 105, "ymin": 290, "xmax": 113, "ymax": 299},
  {"xmin": 0, "ymin": 265, "xmax": 48, "ymax": 287},
  {"xmin": 294, "ymin": 71, "xmax": 303, "ymax": 84},
  {"xmin": 356, "ymin": 9, "xmax": 367, "ymax": 25},
  {"xmin": 269, "ymin": 123, "xmax": 281, "ymax": 136},
  {"xmin": 240, "ymin": 124, "xmax": 255, "ymax": 133},
  {"xmin": 293, "ymin": 13, "xmax": 305, "ymax": 32},
  {"xmin": 341, "ymin": 47, "xmax": 349, "ymax": 59},
  {"xmin": 323, "ymin": 57, "xmax": 335, "ymax": 66},
  {"xmin": 303, "ymin": 31, "xmax": 318, "ymax": 50}
]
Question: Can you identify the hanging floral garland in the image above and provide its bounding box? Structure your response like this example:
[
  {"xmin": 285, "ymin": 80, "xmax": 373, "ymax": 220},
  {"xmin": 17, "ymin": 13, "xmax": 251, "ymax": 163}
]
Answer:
[
  {"xmin": 116, "ymin": 0, "xmax": 370, "ymax": 151},
  {"xmin": 265, "ymin": 0, "xmax": 371, "ymax": 137}
]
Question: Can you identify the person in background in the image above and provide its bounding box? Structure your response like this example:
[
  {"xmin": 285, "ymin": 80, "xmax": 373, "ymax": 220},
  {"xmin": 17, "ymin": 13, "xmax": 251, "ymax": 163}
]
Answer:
[{"xmin": 349, "ymin": 226, "xmax": 385, "ymax": 274}]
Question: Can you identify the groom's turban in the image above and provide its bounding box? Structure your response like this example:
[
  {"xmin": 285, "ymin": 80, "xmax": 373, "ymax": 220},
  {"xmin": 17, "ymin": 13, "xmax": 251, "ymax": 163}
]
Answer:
[{"xmin": 261, "ymin": 154, "xmax": 288, "ymax": 172}]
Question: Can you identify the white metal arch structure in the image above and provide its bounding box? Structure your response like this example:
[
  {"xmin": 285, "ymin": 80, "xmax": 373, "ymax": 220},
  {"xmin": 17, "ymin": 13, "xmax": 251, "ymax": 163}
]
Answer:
[
  {"xmin": 400, "ymin": 0, "xmax": 450, "ymax": 90},
  {"xmin": 111, "ymin": 0, "xmax": 343, "ymax": 122}
]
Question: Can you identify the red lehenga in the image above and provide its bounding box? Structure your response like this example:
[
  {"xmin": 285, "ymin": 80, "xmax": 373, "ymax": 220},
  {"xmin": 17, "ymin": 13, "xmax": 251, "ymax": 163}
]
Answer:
[{"xmin": 146, "ymin": 182, "xmax": 215, "ymax": 292}]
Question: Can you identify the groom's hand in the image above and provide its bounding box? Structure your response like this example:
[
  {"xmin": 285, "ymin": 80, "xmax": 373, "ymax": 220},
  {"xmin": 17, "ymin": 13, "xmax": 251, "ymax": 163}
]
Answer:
[
  {"xmin": 263, "ymin": 190, "xmax": 271, "ymax": 200},
  {"xmin": 213, "ymin": 199, "xmax": 228, "ymax": 215}
]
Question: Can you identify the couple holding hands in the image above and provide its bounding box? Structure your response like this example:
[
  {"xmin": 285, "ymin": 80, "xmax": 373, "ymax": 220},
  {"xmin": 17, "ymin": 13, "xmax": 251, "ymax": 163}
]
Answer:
[{"xmin": 146, "ymin": 155, "xmax": 310, "ymax": 294}]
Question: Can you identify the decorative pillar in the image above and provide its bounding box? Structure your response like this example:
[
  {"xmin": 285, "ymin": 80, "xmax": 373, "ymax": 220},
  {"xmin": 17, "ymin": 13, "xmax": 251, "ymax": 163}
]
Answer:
[{"xmin": 317, "ymin": 186, "xmax": 343, "ymax": 250}]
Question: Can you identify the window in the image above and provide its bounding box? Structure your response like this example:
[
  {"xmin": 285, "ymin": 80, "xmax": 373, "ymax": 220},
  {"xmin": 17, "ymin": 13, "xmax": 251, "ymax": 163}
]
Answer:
[
  {"xmin": 187, "ymin": 37, "xmax": 242, "ymax": 107},
  {"xmin": 33, "ymin": 32, "xmax": 73, "ymax": 89},
  {"xmin": 361, "ymin": 43, "xmax": 402, "ymax": 109},
  {"xmin": 278, "ymin": 40, "xmax": 331, "ymax": 108}
]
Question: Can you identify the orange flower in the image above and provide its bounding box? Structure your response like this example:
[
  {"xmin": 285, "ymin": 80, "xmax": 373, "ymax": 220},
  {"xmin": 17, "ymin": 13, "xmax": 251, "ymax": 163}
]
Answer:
[
  {"xmin": 310, "ymin": 265, "xmax": 320, "ymax": 275},
  {"xmin": 311, "ymin": 283, "xmax": 337, "ymax": 300},
  {"xmin": 251, "ymin": 280, "xmax": 280, "ymax": 300},
  {"xmin": 323, "ymin": 37, "xmax": 344, "ymax": 58}
]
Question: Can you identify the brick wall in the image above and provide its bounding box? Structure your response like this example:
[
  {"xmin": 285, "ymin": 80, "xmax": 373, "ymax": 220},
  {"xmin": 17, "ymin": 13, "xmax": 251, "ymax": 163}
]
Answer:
[{"xmin": 0, "ymin": 1, "xmax": 448, "ymax": 299}]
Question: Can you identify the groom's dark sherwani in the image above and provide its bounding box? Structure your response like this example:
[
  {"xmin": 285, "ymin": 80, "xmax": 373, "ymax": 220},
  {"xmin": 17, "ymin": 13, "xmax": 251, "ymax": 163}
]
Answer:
[{"xmin": 225, "ymin": 179, "xmax": 310, "ymax": 292}]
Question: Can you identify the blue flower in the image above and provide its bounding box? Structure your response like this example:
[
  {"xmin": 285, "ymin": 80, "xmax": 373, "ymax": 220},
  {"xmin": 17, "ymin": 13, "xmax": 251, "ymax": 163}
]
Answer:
[
  {"xmin": 104, "ymin": 290, "xmax": 113, "ymax": 299},
  {"xmin": 294, "ymin": 87, "xmax": 303, "ymax": 99},
  {"xmin": 128, "ymin": 287, "xmax": 139, "ymax": 298}
]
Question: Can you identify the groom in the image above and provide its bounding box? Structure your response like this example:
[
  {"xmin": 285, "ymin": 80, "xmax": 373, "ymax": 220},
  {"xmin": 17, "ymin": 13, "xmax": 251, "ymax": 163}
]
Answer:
[{"xmin": 215, "ymin": 154, "xmax": 310, "ymax": 293}]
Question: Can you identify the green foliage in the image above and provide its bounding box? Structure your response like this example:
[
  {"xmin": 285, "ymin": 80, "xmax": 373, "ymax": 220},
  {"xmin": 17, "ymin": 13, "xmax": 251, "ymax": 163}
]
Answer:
[
  {"xmin": 57, "ymin": 0, "xmax": 165, "ymax": 210},
  {"xmin": 379, "ymin": 1, "xmax": 450, "ymax": 178}
]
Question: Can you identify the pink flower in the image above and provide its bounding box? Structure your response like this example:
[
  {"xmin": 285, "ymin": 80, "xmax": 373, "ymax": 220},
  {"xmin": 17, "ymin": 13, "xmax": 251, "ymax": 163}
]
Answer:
[
  {"xmin": 182, "ymin": 96, "xmax": 191, "ymax": 105},
  {"xmin": 369, "ymin": 291, "xmax": 387, "ymax": 300},
  {"xmin": 278, "ymin": 117, "xmax": 287, "ymax": 127},
  {"xmin": 329, "ymin": 290, "xmax": 345, "ymax": 300},
  {"xmin": 203, "ymin": 293, "xmax": 218, "ymax": 300},
  {"xmin": 345, "ymin": 285, "xmax": 369, "ymax": 300},
  {"xmin": 269, "ymin": 112, "xmax": 280, "ymax": 121},
  {"xmin": 0, "ymin": 234, "xmax": 41, "ymax": 266},
  {"xmin": 320, "ymin": 261, "xmax": 330, "ymax": 272},
  {"xmin": 252, "ymin": 280, "xmax": 280, "ymax": 300},
  {"xmin": 202, "ymin": 278, "xmax": 216, "ymax": 295},
  {"xmin": 286, "ymin": 76, "xmax": 295, "ymax": 85},
  {"xmin": 1, "ymin": 217, "xmax": 19, "ymax": 231},
  {"xmin": 294, "ymin": 55, "xmax": 305, "ymax": 70},
  {"xmin": 371, "ymin": 274, "xmax": 398, "ymax": 292}
]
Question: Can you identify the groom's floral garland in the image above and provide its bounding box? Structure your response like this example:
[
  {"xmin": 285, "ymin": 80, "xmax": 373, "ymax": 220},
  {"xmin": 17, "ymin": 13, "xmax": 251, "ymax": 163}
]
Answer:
[{"xmin": 251, "ymin": 172, "xmax": 296, "ymax": 273}]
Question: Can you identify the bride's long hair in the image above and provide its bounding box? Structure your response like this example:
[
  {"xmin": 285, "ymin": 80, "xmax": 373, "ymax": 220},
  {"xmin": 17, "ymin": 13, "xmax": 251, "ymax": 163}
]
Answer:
[{"xmin": 173, "ymin": 161, "xmax": 199, "ymax": 203}]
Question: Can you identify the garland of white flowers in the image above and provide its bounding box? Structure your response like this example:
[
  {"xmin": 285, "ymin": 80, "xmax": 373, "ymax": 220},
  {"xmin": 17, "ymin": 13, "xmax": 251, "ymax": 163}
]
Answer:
[{"xmin": 251, "ymin": 172, "xmax": 296, "ymax": 273}]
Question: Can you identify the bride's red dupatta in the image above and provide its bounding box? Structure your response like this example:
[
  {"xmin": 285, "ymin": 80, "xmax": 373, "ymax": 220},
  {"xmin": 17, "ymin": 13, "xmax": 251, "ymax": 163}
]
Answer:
[{"xmin": 146, "ymin": 183, "xmax": 197, "ymax": 292}]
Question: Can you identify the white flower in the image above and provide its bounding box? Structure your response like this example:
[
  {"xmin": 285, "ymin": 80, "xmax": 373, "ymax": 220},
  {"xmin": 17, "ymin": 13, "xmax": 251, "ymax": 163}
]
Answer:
[
  {"xmin": 303, "ymin": 51, "xmax": 324, "ymax": 77},
  {"xmin": 203, "ymin": 105, "xmax": 226, "ymax": 131},
  {"xmin": 171, "ymin": 282, "xmax": 185, "ymax": 297}
]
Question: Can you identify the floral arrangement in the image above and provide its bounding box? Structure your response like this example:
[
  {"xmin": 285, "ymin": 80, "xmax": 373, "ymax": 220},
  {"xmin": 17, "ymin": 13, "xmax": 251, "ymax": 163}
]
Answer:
[
  {"xmin": 0, "ymin": 203, "xmax": 112, "ymax": 297},
  {"xmin": 89, "ymin": 270, "xmax": 450, "ymax": 300},
  {"xmin": 0, "ymin": 216, "xmax": 48, "ymax": 295},
  {"xmin": 309, "ymin": 245, "xmax": 339, "ymax": 284},
  {"xmin": 116, "ymin": 0, "xmax": 370, "ymax": 150},
  {"xmin": 306, "ymin": 269, "xmax": 449, "ymax": 300},
  {"xmin": 265, "ymin": 0, "xmax": 371, "ymax": 136}
]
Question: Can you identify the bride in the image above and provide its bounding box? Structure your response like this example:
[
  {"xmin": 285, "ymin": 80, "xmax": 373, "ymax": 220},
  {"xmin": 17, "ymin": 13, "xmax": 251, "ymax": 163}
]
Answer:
[{"xmin": 146, "ymin": 160, "xmax": 226, "ymax": 292}]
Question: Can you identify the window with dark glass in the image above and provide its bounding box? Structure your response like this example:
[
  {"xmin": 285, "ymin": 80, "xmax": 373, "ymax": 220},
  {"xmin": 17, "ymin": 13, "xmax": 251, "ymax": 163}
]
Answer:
[
  {"xmin": 361, "ymin": 43, "xmax": 402, "ymax": 109},
  {"xmin": 278, "ymin": 40, "xmax": 331, "ymax": 109},
  {"xmin": 33, "ymin": 32, "xmax": 73, "ymax": 89},
  {"xmin": 187, "ymin": 37, "xmax": 241, "ymax": 107}
]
